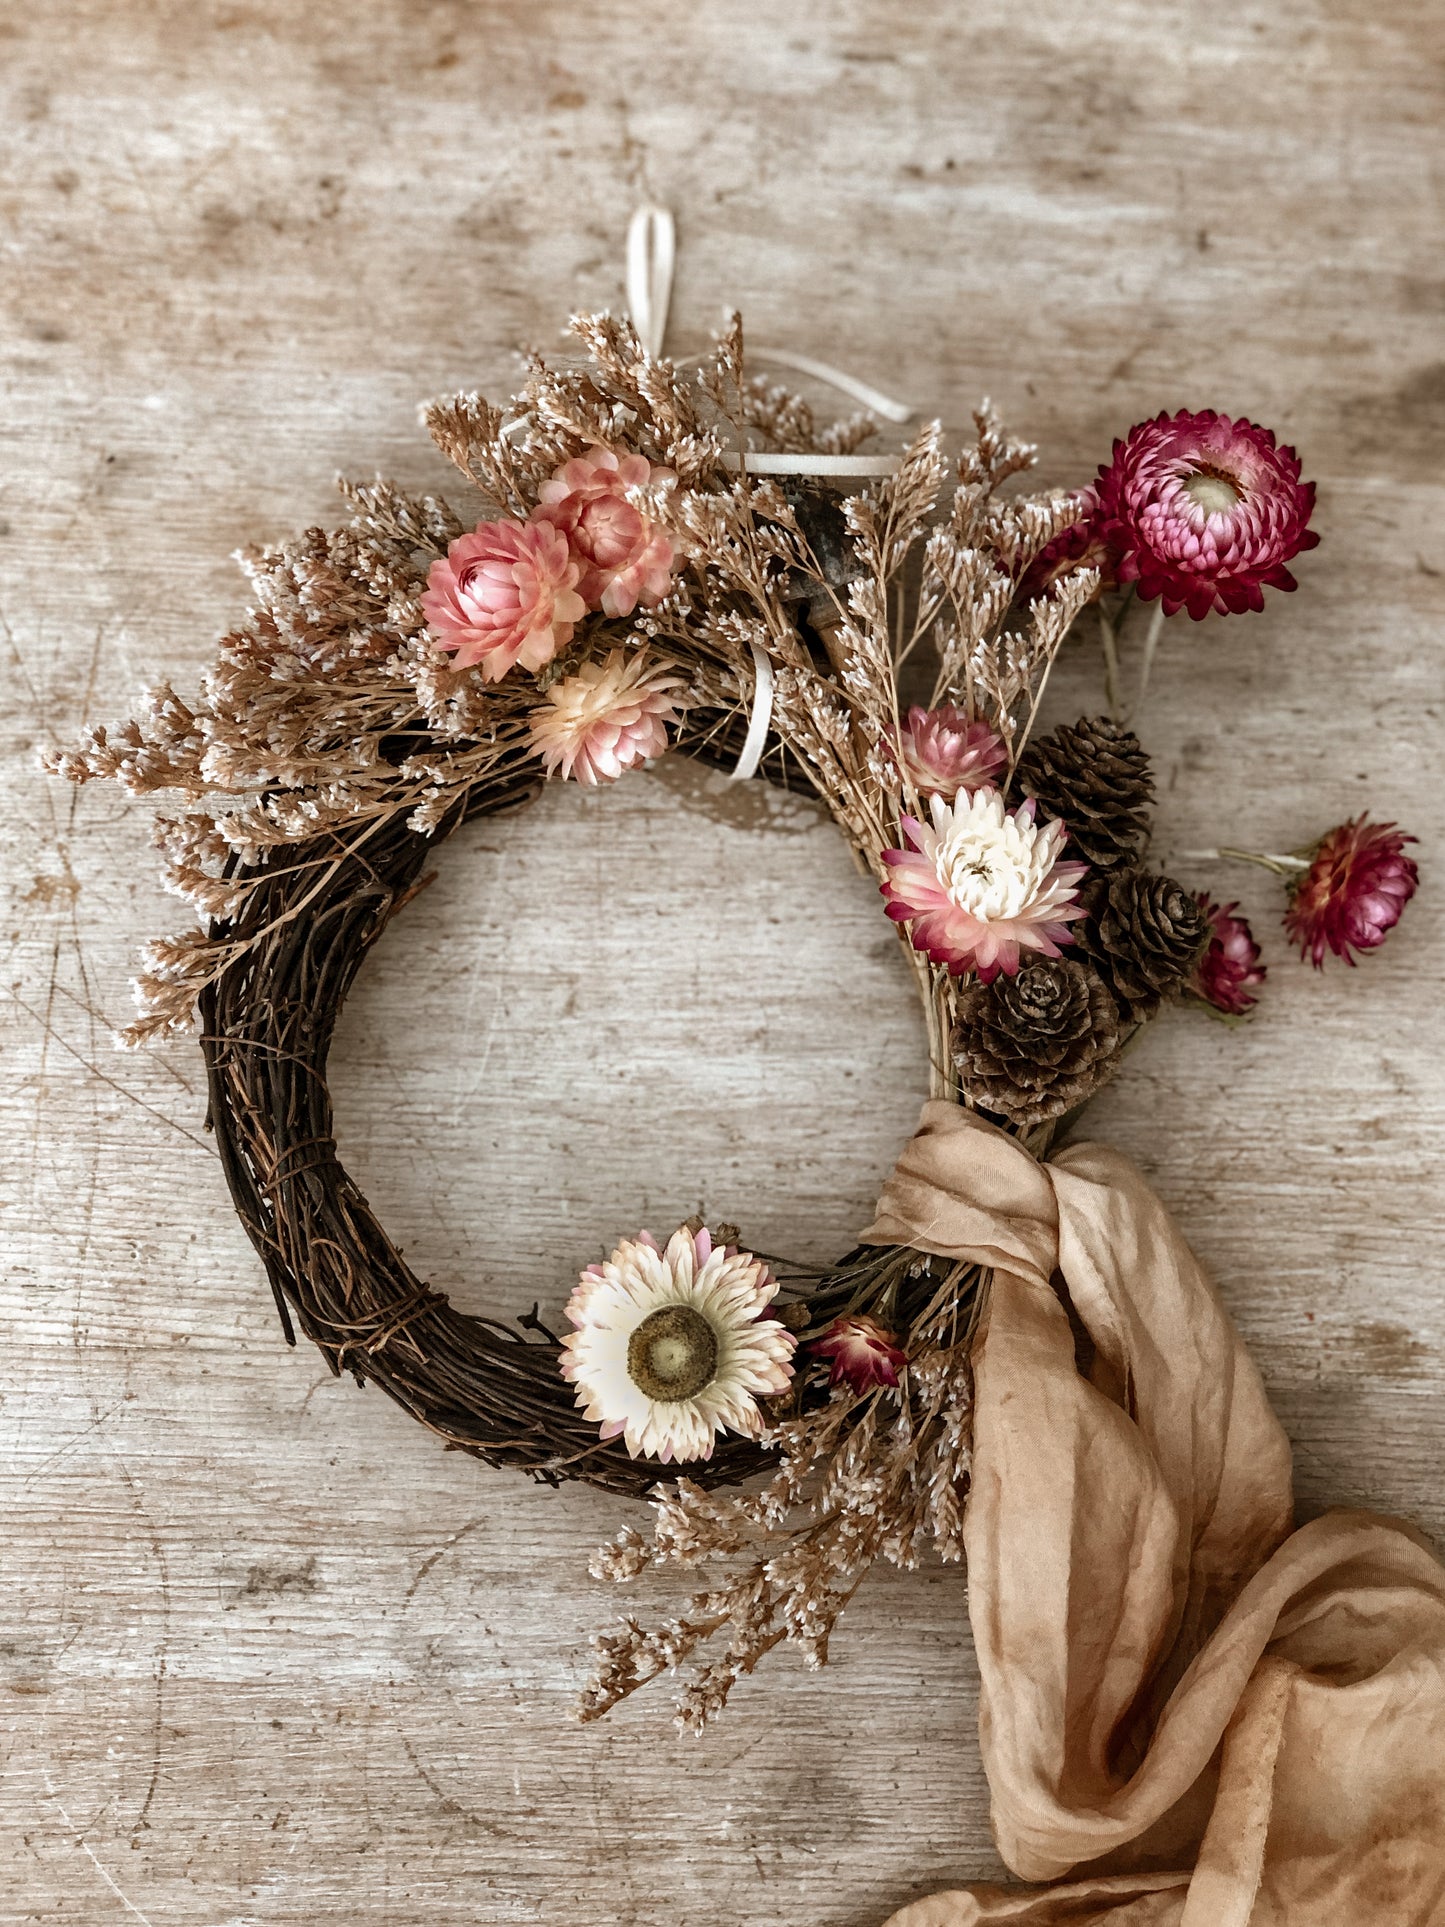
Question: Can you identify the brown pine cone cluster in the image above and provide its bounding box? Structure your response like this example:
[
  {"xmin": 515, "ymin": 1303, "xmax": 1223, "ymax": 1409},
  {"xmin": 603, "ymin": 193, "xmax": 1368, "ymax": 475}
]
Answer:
[
  {"xmin": 1016, "ymin": 716, "xmax": 1154, "ymax": 870},
  {"xmin": 954, "ymin": 956, "xmax": 1123, "ymax": 1129},
  {"xmin": 951, "ymin": 717, "xmax": 1213, "ymax": 1129},
  {"xmin": 1077, "ymin": 871, "xmax": 1211, "ymax": 1023}
]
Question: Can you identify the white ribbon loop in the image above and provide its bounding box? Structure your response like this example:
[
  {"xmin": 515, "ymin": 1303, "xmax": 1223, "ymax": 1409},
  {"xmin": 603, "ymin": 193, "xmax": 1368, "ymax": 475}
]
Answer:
[
  {"xmin": 746, "ymin": 346, "xmax": 912, "ymax": 425},
  {"xmin": 623, "ymin": 207, "xmax": 900, "ymax": 774},
  {"xmin": 626, "ymin": 206, "xmax": 676, "ymax": 361},
  {"xmin": 729, "ymin": 641, "xmax": 776, "ymax": 784}
]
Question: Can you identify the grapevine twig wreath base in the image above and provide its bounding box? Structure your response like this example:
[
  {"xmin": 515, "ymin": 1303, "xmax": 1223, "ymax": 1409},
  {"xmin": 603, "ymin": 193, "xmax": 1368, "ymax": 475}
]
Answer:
[
  {"xmin": 196, "ymin": 724, "xmax": 975, "ymax": 1500},
  {"xmin": 47, "ymin": 238, "xmax": 1429, "ymax": 1766}
]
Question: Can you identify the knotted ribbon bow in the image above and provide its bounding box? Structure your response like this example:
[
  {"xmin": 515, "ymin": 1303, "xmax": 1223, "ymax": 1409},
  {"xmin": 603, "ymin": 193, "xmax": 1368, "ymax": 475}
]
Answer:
[{"xmin": 865, "ymin": 1103, "xmax": 1445, "ymax": 1925}]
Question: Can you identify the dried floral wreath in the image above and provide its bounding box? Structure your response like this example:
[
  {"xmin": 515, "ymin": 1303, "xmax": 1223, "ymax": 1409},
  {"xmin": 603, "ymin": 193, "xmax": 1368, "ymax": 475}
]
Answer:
[{"xmin": 49, "ymin": 307, "xmax": 1419, "ymax": 1734}]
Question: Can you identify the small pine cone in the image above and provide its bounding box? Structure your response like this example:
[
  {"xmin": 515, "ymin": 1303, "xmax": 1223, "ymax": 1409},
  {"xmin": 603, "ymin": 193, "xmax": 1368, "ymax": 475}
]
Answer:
[
  {"xmin": 1081, "ymin": 871, "xmax": 1211, "ymax": 1021},
  {"xmin": 954, "ymin": 955, "xmax": 1123, "ymax": 1129},
  {"xmin": 1015, "ymin": 716, "xmax": 1155, "ymax": 870}
]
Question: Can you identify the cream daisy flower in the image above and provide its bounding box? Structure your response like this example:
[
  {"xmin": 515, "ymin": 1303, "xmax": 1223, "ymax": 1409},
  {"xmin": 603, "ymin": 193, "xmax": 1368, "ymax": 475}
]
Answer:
[{"xmin": 559, "ymin": 1225, "xmax": 796, "ymax": 1463}]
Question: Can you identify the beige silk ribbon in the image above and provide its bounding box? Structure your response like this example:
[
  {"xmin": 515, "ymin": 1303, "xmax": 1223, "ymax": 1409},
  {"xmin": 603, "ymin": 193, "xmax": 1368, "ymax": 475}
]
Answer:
[{"xmin": 863, "ymin": 1102, "xmax": 1445, "ymax": 1926}]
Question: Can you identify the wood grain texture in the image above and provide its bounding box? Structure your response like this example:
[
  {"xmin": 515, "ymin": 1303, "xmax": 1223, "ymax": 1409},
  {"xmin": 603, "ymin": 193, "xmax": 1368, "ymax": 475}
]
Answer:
[{"xmin": 1, "ymin": 1, "xmax": 1442, "ymax": 1921}]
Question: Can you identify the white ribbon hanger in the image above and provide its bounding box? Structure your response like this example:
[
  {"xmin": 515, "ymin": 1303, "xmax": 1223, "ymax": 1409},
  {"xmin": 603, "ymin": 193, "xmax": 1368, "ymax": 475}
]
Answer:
[{"xmin": 622, "ymin": 206, "xmax": 912, "ymax": 778}]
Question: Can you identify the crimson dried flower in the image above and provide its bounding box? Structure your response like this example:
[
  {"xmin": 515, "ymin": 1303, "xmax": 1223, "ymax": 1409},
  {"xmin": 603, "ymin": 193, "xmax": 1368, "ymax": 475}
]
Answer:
[
  {"xmin": 1095, "ymin": 410, "xmax": 1318, "ymax": 621},
  {"xmin": 809, "ymin": 1314, "xmax": 907, "ymax": 1393},
  {"xmin": 893, "ymin": 704, "xmax": 1007, "ymax": 799},
  {"xmin": 1283, "ymin": 817, "xmax": 1419, "ymax": 968},
  {"xmin": 423, "ymin": 518, "xmax": 585, "ymax": 679},
  {"xmin": 1017, "ymin": 487, "xmax": 1115, "ymax": 603},
  {"xmin": 1189, "ymin": 895, "xmax": 1266, "ymax": 1015}
]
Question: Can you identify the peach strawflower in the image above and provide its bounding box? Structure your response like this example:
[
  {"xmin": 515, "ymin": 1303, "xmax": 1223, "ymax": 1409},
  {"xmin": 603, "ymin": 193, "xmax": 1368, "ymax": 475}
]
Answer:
[
  {"xmin": 881, "ymin": 788, "xmax": 1088, "ymax": 981},
  {"xmin": 423, "ymin": 518, "xmax": 586, "ymax": 681},
  {"xmin": 894, "ymin": 705, "xmax": 1007, "ymax": 799},
  {"xmin": 529, "ymin": 650, "xmax": 688, "ymax": 786},
  {"xmin": 535, "ymin": 445, "xmax": 677, "ymax": 618}
]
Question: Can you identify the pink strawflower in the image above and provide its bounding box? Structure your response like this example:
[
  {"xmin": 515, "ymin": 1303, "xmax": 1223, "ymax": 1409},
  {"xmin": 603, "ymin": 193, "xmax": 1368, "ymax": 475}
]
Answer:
[
  {"xmin": 893, "ymin": 705, "xmax": 1007, "ymax": 799},
  {"xmin": 809, "ymin": 1314, "xmax": 907, "ymax": 1394},
  {"xmin": 1283, "ymin": 817, "xmax": 1419, "ymax": 968},
  {"xmin": 1095, "ymin": 410, "xmax": 1319, "ymax": 621},
  {"xmin": 423, "ymin": 518, "xmax": 586, "ymax": 680},
  {"xmin": 880, "ymin": 787, "xmax": 1088, "ymax": 982},
  {"xmin": 529, "ymin": 650, "xmax": 687, "ymax": 786},
  {"xmin": 535, "ymin": 445, "xmax": 677, "ymax": 618},
  {"xmin": 1017, "ymin": 487, "xmax": 1115, "ymax": 603},
  {"xmin": 1190, "ymin": 894, "xmax": 1266, "ymax": 1015}
]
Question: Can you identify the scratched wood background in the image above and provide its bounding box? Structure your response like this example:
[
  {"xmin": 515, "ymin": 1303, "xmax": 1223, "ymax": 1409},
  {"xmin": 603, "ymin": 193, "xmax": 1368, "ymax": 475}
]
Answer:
[{"xmin": 3, "ymin": 1, "xmax": 1443, "ymax": 1921}]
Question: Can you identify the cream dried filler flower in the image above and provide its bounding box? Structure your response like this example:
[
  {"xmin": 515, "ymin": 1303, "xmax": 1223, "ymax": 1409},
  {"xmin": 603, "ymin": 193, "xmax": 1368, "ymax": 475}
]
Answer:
[
  {"xmin": 882, "ymin": 787, "xmax": 1088, "ymax": 980},
  {"xmin": 560, "ymin": 1226, "xmax": 796, "ymax": 1463},
  {"xmin": 529, "ymin": 650, "xmax": 687, "ymax": 786}
]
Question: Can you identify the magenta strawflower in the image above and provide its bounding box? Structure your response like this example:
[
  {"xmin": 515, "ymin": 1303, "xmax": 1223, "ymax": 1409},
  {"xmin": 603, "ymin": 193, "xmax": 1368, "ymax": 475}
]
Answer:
[
  {"xmin": 880, "ymin": 788, "xmax": 1088, "ymax": 982},
  {"xmin": 1190, "ymin": 895, "xmax": 1266, "ymax": 1015},
  {"xmin": 893, "ymin": 705, "xmax": 1007, "ymax": 799},
  {"xmin": 1283, "ymin": 817, "xmax": 1419, "ymax": 968},
  {"xmin": 1094, "ymin": 410, "xmax": 1318, "ymax": 621},
  {"xmin": 423, "ymin": 518, "xmax": 586, "ymax": 680},
  {"xmin": 1016, "ymin": 487, "xmax": 1115, "ymax": 604},
  {"xmin": 809, "ymin": 1314, "xmax": 907, "ymax": 1394},
  {"xmin": 535, "ymin": 445, "xmax": 677, "ymax": 618}
]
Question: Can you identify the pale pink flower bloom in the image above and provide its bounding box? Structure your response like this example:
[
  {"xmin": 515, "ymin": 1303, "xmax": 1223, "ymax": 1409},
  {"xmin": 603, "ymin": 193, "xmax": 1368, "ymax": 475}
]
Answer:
[
  {"xmin": 560, "ymin": 1226, "xmax": 795, "ymax": 1463},
  {"xmin": 528, "ymin": 650, "xmax": 687, "ymax": 787},
  {"xmin": 535, "ymin": 445, "xmax": 677, "ymax": 618},
  {"xmin": 422, "ymin": 518, "xmax": 586, "ymax": 681},
  {"xmin": 881, "ymin": 787, "xmax": 1088, "ymax": 982},
  {"xmin": 894, "ymin": 705, "xmax": 1007, "ymax": 799}
]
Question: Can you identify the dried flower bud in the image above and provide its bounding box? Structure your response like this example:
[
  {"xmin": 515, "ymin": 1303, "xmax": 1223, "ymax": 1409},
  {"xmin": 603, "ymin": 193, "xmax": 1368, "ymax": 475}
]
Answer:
[
  {"xmin": 892, "ymin": 705, "xmax": 1007, "ymax": 800},
  {"xmin": 534, "ymin": 445, "xmax": 677, "ymax": 617},
  {"xmin": 808, "ymin": 1314, "xmax": 907, "ymax": 1393},
  {"xmin": 1189, "ymin": 895, "xmax": 1266, "ymax": 1014}
]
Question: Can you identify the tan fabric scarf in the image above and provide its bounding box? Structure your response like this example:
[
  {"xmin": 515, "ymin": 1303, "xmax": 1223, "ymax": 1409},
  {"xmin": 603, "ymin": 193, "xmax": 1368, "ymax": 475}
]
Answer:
[{"xmin": 865, "ymin": 1102, "xmax": 1445, "ymax": 1927}]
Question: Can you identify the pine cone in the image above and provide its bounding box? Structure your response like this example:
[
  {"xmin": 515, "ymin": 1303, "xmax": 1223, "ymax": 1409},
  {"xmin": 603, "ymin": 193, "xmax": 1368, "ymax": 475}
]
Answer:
[
  {"xmin": 1080, "ymin": 871, "xmax": 1211, "ymax": 1021},
  {"xmin": 1015, "ymin": 716, "xmax": 1154, "ymax": 870},
  {"xmin": 953, "ymin": 955, "xmax": 1123, "ymax": 1129}
]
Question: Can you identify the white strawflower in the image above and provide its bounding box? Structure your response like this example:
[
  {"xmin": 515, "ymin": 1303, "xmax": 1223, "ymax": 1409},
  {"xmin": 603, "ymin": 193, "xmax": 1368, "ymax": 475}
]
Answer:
[
  {"xmin": 881, "ymin": 787, "xmax": 1089, "ymax": 980},
  {"xmin": 559, "ymin": 1226, "xmax": 796, "ymax": 1463}
]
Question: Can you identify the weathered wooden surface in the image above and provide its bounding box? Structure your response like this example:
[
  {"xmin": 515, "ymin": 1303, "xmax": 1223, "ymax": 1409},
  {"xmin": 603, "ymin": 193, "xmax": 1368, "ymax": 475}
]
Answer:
[{"xmin": 2, "ymin": 2, "xmax": 1442, "ymax": 1921}]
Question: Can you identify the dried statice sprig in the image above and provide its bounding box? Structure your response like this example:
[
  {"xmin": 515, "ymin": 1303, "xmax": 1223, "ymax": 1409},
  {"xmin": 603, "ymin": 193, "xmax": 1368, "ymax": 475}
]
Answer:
[
  {"xmin": 578, "ymin": 1258, "xmax": 982, "ymax": 1734},
  {"xmin": 45, "ymin": 307, "xmax": 1097, "ymax": 1071}
]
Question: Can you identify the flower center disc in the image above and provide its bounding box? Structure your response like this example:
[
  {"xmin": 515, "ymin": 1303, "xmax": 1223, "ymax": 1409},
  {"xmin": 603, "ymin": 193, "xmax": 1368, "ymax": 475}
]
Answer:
[
  {"xmin": 1181, "ymin": 468, "xmax": 1242, "ymax": 515},
  {"xmin": 627, "ymin": 1304, "xmax": 720, "ymax": 1401}
]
